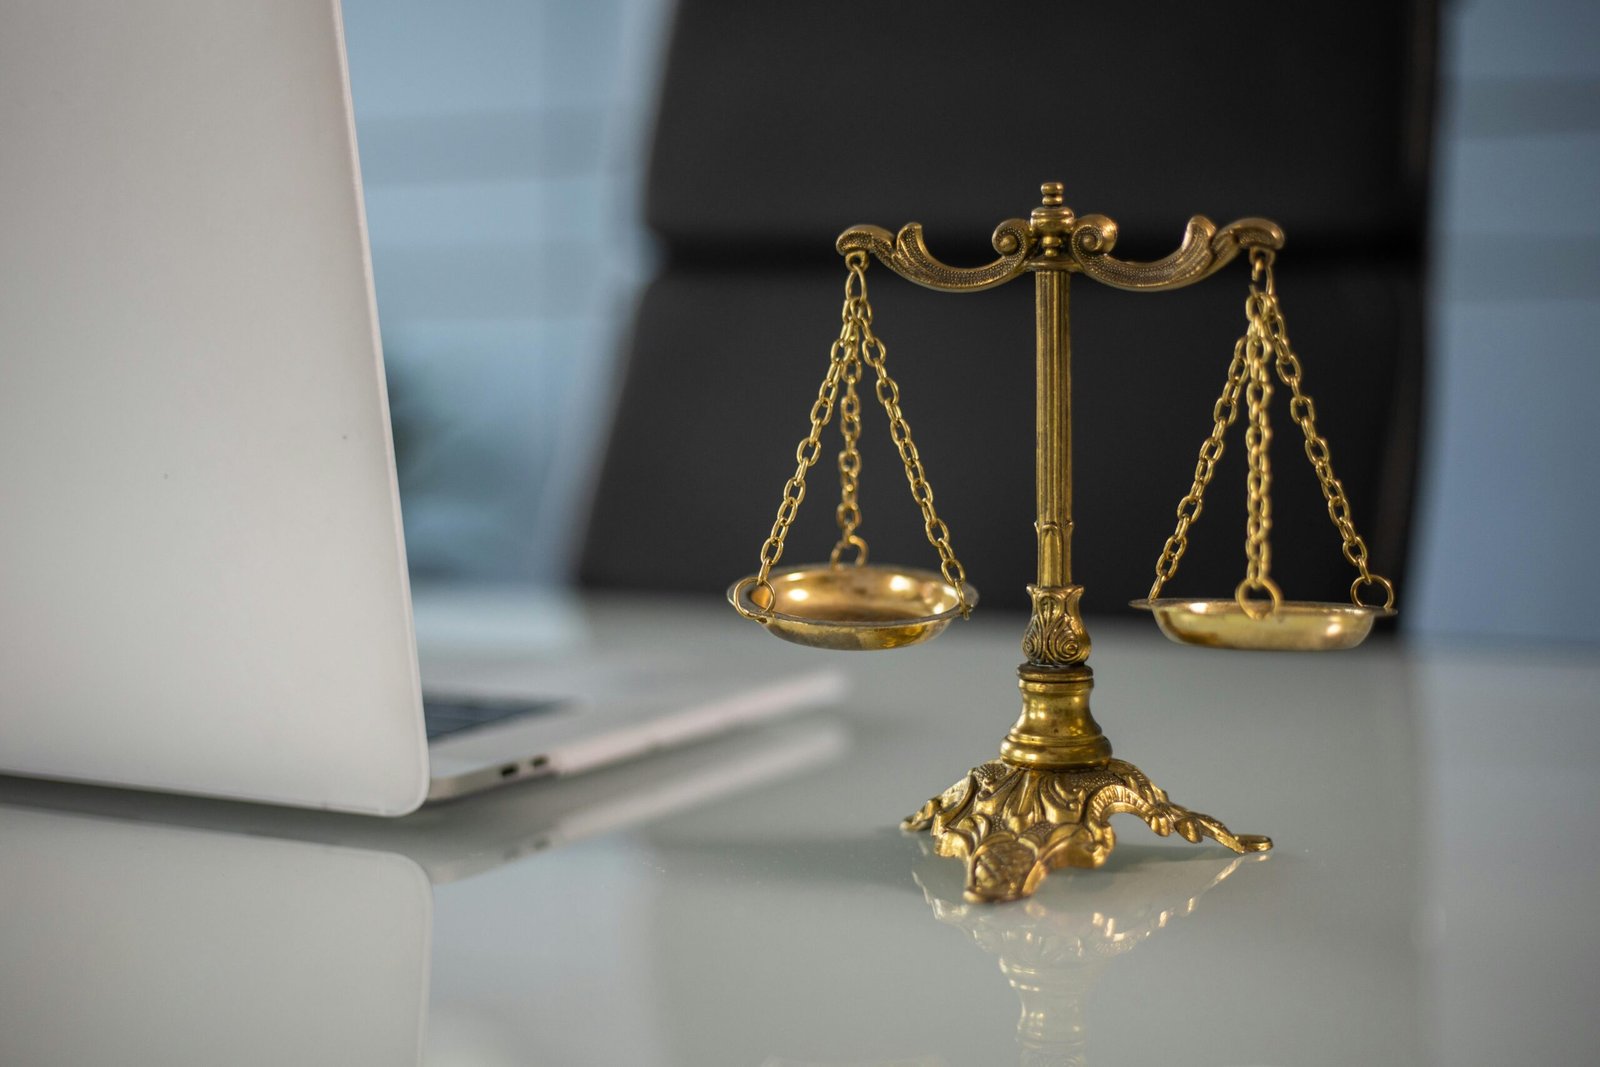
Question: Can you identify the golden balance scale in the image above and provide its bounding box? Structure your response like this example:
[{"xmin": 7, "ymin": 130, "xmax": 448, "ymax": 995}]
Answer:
[{"xmin": 729, "ymin": 182, "xmax": 1396, "ymax": 904}]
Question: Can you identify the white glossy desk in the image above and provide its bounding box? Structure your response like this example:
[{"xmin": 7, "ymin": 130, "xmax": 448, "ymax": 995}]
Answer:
[{"xmin": 3, "ymin": 591, "xmax": 1597, "ymax": 1066}]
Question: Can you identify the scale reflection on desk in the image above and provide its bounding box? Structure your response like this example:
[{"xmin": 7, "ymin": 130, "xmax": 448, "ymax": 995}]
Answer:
[{"xmin": 729, "ymin": 183, "xmax": 1397, "ymax": 903}]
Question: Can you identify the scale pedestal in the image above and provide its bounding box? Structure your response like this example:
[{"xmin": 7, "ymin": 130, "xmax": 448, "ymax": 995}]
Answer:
[
  {"xmin": 731, "ymin": 182, "xmax": 1392, "ymax": 903},
  {"xmin": 906, "ymin": 658, "xmax": 1269, "ymax": 903}
]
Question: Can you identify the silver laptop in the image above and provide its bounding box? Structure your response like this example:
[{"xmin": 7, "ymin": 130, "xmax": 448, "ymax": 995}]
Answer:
[{"xmin": 0, "ymin": 0, "xmax": 841, "ymax": 814}]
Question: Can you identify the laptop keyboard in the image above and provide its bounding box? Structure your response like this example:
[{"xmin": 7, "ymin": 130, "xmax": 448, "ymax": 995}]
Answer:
[{"xmin": 422, "ymin": 695, "xmax": 565, "ymax": 741}]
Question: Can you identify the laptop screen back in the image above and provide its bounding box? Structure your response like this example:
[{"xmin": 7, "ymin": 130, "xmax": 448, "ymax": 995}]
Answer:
[{"xmin": 0, "ymin": 0, "xmax": 429, "ymax": 812}]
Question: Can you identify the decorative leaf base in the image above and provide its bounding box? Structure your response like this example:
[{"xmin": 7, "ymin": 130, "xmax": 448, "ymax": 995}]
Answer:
[{"xmin": 902, "ymin": 758, "xmax": 1271, "ymax": 903}]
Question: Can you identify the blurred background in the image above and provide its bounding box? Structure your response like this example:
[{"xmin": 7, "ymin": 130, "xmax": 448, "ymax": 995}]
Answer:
[{"xmin": 341, "ymin": 0, "xmax": 1600, "ymax": 646}]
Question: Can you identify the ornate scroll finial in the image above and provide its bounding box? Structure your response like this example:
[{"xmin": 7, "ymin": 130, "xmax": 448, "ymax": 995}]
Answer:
[
  {"xmin": 840, "ymin": 184, "xmax": 1285, "ymax": 294},
  {"xmin": 1031, "ymin": 182, "xmax": 1075, "ymax": 263},
  {"xmin": 836, "ymin": 217, "xmax": 1034, "ymax": 292},
  {"xmin": 1066, "ymin": 214, "xmax": 1284, "ymax": 291}
]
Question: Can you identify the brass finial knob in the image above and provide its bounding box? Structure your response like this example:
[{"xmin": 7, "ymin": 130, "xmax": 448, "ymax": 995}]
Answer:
[{"xmin": 1033, "ymin": 182, "xmax": 1073, "ymax": 257}]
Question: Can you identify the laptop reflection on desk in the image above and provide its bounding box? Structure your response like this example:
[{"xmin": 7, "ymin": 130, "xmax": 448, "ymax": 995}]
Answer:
[{"xmin": 0, "ymin": 718, "xmax": 845, "ymax": 1066}]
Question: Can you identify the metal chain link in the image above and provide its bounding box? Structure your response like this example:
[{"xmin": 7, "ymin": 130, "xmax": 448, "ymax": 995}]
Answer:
[
  {"xmin": 830, "ymin": 265, "xmax": 868, "ymax": 567},
  {"xmin": 1146, "ymin": 248, "xmax": 1396, "ymax": 616},
  {"xmin": 736, "ymin": 252, "xmax": 973, "ymax": 620},
  {"xmin": 851, "ymin": 254, "xmax": 972, "ymax": 614},
  {"xmin": 1236, "ymin": 257, "xmax": 1282, "ymax": 618},
  {"xmin": 1253, "ymin": 251, "xmax": 1396, "ymax": 610},
  {"xmin": 733, "ymin": 315, "xmax": 848, "ymax": 619},
  {"xmin": 1147, "ymin": 340, "xmax": 1248, "ymax": 599}
]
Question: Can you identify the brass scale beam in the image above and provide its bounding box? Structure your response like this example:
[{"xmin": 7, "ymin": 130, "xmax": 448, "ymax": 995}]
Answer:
[{"xmin": 839, "ymin": 183, "xmax": 1280, "ymax": 903}]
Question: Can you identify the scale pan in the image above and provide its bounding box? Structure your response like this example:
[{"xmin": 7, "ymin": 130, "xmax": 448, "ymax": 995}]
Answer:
[
  {"xmin": 1130, "ymin": 598, "xmax": 1394, "ymax": 652},
  {"xmin": 729, "ymin": 564, "xmax": 975, "ymax": 651}
]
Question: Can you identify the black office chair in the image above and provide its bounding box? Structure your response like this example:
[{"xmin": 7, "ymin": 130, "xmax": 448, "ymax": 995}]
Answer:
[{"xmin": 583, "ymin": 2, "xmax": 1436, "ymax": 620}]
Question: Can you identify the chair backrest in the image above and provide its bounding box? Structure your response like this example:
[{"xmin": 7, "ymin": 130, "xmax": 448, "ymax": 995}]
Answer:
[{"xmin": 583, "ymin": 1, "xmax": 1437, "ymax": 618}]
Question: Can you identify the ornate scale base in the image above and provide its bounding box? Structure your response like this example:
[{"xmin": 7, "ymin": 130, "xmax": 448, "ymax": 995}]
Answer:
[
  {"xmin": 903, "ymin": 654, "xmax": 1270, "ymax": 904},
  {"xmin": 904, "ymin": 757, "xmax": 1272, "ymax": 904}
]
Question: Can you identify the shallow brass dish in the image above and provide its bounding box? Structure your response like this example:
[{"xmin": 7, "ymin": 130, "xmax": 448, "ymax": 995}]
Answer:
[
  {"xmin": 1129, "ymin": 598, "xmax": 1394, "ymax": 652},
  {"xmin": 728, "ymin": 564, "xmax": 976, "ymax": 651}
]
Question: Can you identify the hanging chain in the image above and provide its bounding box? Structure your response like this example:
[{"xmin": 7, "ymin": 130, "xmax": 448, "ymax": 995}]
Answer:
[
  {"xmin": 1147, "ymin": 340, "xmax": 1248, "ymax": 599},
  {"xmin": 1252, "ymin": 250, "xmax": 1396, "ymax": 611},
  {"xmin": 853, "ymin": 253, "xmax": 972, "ymax": 614},
  {"xmin": 1236, "ymin": 253, "xmax": 1282, "ymax": 618},
  {"xmin": 1147, "ymin": 247, "xmax": 1396, "ymax": 616},
  {"xmin": 829, "ymin": 267, "xmax": 868, "ymax": 567},
  {"xmin": 731, "ymin": 301, "xmax": 849, "ymax": 619},
  {"xmin": 734, "ymin": 252, "xmax": 972, "ymax": 620}
]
